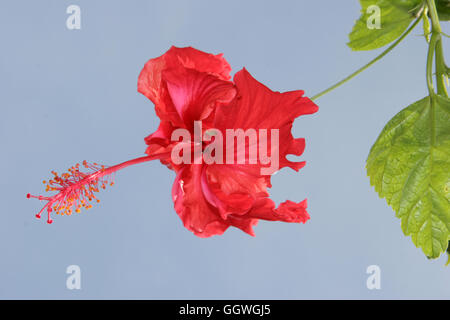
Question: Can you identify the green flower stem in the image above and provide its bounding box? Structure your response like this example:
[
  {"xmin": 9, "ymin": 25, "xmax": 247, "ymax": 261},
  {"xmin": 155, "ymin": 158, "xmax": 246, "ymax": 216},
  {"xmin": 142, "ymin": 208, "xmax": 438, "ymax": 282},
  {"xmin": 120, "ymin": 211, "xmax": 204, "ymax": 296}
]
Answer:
[
  {"xmin": 435, "ymin": 39, "xmax": 448, "ymax": 96},
  {"xmin": 426, "ymin": 0, "xmax": 442, "ymax": 33},
  {"xmin": 311, "ymin": 17, "xmax": 421, "ymax": 101},
  {"xmin": 427, "ymin": 0, "xmax": 448, "ymax": 97},
  {"xmin": 426, "ymin": 33, "xmax": 438, "ymax": 95},
  {"xmin": 427, "ymin": 34, "xmax": 437, "ymax": 151}
]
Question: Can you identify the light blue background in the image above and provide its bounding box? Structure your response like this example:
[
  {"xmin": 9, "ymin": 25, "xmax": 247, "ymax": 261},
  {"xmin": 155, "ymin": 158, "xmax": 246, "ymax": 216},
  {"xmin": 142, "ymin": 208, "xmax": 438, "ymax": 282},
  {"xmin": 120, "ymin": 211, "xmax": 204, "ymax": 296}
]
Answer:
[{"xmin": 1, "ymin": 0, "xmax": 449, "ymax": 299}]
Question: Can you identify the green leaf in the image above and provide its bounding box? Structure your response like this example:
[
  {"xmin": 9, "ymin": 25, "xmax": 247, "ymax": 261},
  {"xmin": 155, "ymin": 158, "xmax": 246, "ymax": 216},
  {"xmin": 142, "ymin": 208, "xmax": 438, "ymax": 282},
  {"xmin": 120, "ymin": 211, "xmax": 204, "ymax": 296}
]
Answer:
[
  {"xmin": 391, "ymin": 0, "xmax": 449, "ymax": 21},
  {"xmin": 348, "ymin": 0, "xmax": 418, "ymax": 51},
  {"xmin": 390, "ymin": 0, "xmax": 424, "ymax": 14},
  {"xmin": 367, "ymin": 95, "xmax": 450, "ymax": 259},
  {"xmin": 436, "ymin": 0, "xmax": 450, "ymax": 21}
]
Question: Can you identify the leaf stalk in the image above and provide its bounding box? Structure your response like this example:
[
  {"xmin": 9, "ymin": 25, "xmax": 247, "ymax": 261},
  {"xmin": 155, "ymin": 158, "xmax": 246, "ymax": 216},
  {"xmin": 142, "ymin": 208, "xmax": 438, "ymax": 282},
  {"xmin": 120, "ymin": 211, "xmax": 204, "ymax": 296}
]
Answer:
[{"xmin": 311, "ymin": 17, "xmax": 421, "ymax": 101}]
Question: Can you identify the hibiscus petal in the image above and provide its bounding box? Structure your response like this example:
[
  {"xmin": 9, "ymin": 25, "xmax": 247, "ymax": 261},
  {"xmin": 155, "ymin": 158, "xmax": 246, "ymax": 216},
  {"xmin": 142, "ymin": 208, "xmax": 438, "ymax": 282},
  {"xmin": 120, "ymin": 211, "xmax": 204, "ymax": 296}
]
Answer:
[
  {"xmin": 163, "ymin": 67, "xmax": 236, "ymax": 128},
  {"xmin": 214, "ymin": 68, "xmax": 318, "ymax": 173},
  {"xmin": 274, "ymin": 199, "xmax": 309, "ymax": 223},
  {"xmin": 197, "ymin": 68, "xmax": 316, "ymax": 233},
  {"xmin": 225, "ymin": 215, "xmax": 259, "ymax": 236},
  {"xmin": 144, "ymin": 120, "xmax": 176, "ymax": 168},
  {"xmin": 145, "ymin": 120, "xmax": 173, "ymax": 150},
  {"xmin": 245, "ymin": 198, "xmax": 310, "ymax": 224},
  {"xmin": 215, "ymin": 68, "xmax": 318, "ymax": 129},
  {"xmin": 172, "ymin": 165, "xmax": 230, "ymax": 237},
  {"xmin": 138, "ymin": 46, "xmax": 231, "ymax": 105},
  {"xmin": 164, "ymin": 47, "xmax": 232, "ymax": 80},
  {"xmin": 204, "ymin": 164, "xmax": 268, "ymax": 217},
  {"xmin": 202, "ymin": 167, "xmax": 255, "ymax": 219}
]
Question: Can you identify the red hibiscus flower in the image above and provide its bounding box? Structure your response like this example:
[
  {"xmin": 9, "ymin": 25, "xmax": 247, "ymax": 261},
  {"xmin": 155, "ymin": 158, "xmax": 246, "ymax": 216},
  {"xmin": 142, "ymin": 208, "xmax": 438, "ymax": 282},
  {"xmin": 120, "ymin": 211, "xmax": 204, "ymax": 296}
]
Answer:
[
  {"xmin": 138, "ymin": 46, "xmax": 318, "ymax": 237},
  {"xmin": 28, "ymin": 46, "xmax": 318, "ymax": 237}
]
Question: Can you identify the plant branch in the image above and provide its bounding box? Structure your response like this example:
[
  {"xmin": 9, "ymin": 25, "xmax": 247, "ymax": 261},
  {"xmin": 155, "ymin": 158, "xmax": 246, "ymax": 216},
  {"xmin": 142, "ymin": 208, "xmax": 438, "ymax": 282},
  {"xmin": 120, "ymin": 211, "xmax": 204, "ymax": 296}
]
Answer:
[
  {"xmin": 427, "ymin": 33, "xmax": 438, "ymax": 95},
  {"xmin": 311, "ymin": 17, "xmax": 421, "ymax": 101},
  {"xmin": 427, "ymin": 0, "xmax": 448, "ymax": 97}
]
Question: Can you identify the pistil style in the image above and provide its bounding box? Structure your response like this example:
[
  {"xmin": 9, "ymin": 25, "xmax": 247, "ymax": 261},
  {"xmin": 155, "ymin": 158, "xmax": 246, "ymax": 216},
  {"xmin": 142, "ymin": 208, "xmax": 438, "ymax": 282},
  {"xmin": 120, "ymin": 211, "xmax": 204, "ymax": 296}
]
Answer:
[{"xmin": 27, "ymin": 154, "xmax": 167, "ymax": 224}]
